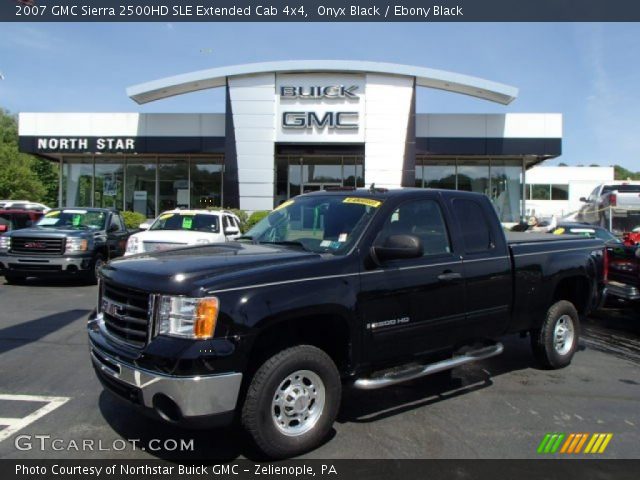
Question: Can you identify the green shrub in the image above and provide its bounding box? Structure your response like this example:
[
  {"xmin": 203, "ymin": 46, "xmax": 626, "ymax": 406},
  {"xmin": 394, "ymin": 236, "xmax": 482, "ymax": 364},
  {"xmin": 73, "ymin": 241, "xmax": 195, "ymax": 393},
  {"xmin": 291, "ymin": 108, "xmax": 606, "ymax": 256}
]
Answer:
[
  {"xmin": 245, "ymin": 210, "xmax": 270, "ymax": 231},
  {"xmin": 122, "ymin": 211, "xmax": 147, "ymax": 229}
]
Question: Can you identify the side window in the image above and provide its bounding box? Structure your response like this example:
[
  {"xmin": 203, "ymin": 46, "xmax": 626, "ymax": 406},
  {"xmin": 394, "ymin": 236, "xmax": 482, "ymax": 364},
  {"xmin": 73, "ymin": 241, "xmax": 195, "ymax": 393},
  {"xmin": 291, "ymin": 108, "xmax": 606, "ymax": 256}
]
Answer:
[
  {"xmin": 377, "ymin": 199, "xmax": 451, "ymax": 256},
  {"xmin": 110, "ymin": 214, "xmax": 124, "ymax": 232},
  {"xmin": 452, "ymin": 199, "xmax": 494, "ymax": 254}
]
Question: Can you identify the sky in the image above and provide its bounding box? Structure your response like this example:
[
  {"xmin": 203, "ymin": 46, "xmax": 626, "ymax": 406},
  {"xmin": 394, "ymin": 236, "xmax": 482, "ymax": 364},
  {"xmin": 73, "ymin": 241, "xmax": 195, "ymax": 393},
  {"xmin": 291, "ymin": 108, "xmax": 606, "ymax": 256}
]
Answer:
[{"xmin": 0, "ymin": 22, "xmax": 639, "ymax": 169}]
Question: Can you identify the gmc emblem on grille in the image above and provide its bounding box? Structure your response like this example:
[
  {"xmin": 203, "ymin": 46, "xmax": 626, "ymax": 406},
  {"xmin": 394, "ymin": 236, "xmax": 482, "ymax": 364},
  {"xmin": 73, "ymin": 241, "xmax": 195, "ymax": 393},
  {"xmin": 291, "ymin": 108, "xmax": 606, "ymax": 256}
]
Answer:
[
  {"xmin": 24, "ymin": 241, "xmax": 46, "ymax": 249},
  {"xmin": 102, "ymin": 299, "xmax": 125, "ymax": 318}
]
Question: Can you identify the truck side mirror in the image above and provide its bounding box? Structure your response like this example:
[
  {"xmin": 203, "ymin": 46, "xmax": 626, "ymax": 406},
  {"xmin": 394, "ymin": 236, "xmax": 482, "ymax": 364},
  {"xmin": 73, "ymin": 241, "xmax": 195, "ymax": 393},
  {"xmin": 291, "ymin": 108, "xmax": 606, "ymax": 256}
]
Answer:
[
  {"xmin": 372, "ymin": 234, "xmax": 423, "ymax": 263},
  {"xmin": 579, "ymin": 197, "xmax": 587, "ymax": 202},
  {"xmin": 138, "ymin": 222, "xmax": 151, "ymax": 231},
  {"xmin": 225, "ymin": 226, "xmax": 240, "ymax": 235}
]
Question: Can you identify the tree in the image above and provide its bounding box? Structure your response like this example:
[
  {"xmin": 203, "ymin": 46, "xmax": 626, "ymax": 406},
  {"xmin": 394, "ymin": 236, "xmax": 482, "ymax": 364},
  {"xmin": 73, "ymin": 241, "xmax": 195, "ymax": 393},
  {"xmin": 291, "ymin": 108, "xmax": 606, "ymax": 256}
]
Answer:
[
  {"xmin": 614, "ymin": 164, "xmax": 640, "ymax": 181},
  {"xmin": 0, "ymin": 108, "xmax": 59, "ymax": 205}
]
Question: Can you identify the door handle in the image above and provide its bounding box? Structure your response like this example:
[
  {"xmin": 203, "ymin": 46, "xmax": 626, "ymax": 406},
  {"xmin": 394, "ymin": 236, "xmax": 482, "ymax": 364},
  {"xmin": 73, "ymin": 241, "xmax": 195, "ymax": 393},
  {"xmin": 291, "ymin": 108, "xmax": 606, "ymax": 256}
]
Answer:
[{"xmin": 437, "ymin": 271, "xmax": 462, "ymax": 282}]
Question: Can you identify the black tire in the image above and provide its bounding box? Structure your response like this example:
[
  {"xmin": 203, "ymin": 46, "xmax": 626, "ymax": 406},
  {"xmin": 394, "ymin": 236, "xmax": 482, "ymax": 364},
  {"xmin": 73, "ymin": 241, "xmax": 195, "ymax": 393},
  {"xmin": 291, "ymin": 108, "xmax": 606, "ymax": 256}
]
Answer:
[
  {"xmin": 530, "ymin": 300, "xmax": 580, "ymax": 369},
  {"xmin": 241, "ymin": 345, "xmax": 341, "ymax": 459},
  {"xmin": 4, "ymin": 274, "xmax": 26, "ymax": 285},
  {"xmin": 86, "ymin": 254, "xmax": 105, "ymax": 285}
]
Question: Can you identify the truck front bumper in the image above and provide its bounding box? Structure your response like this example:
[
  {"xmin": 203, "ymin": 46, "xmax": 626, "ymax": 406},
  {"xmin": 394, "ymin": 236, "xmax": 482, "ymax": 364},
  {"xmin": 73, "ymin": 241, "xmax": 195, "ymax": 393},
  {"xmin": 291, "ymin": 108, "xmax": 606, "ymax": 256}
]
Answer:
[
  {"xmin": 0, "ymin": 253, "xmax": 92, "ymax": 276},
  {"xmin": 604, "ymin": 281, "xmax": 640, "ymax": 301},
  {"xmin": 90, "ymin": 345, "xmax": 242, "ymax": 427}
]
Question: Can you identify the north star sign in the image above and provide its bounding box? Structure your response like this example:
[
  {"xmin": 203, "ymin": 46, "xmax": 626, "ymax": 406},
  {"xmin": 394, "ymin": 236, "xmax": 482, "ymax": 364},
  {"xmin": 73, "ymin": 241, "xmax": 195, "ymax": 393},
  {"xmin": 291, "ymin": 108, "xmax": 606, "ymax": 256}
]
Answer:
[
  {"xmin": 280, "ymin": 84, "xmax": 360, "ymax": 130},
  {"xmin": 35, "ymin": 137, "xmax": 136, "ymax": 152}
]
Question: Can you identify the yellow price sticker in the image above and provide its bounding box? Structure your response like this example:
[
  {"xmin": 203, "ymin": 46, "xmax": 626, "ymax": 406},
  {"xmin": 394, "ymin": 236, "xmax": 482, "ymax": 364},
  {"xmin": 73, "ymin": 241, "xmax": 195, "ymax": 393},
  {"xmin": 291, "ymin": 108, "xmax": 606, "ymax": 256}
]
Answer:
[
  {"xmin": 274, "ymin": 199, "xmax": 294, "ymax": 211},
  {"xmin": 552, "ymin": 228, "xmax": 565, "ymax": 235},
  {"xmin": 343, "ymin": 197, "xmax": 382, "ymax": 208},
  {"xmin": 44, "ymin": 211, "xmax": 60, "ymax": 217},
  {"xmin": 158, "ymin": 213, "xmax": 174, "ymax": 220}
]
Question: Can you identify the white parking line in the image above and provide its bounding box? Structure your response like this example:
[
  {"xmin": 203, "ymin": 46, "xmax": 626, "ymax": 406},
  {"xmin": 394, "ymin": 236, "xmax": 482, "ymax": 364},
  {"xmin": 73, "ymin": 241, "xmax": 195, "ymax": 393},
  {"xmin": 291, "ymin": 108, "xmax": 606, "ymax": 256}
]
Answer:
[{"xmin": 0, "ymin": 394, "xmax": 70, "ymax": 442}]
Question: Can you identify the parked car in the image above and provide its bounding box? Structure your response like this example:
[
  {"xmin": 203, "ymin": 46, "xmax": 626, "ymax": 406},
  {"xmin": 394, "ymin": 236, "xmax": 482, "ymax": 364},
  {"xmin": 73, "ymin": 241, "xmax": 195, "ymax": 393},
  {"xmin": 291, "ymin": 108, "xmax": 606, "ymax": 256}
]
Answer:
[
  {"xmin": 0, "ymin": 209, "xmax": 44, "ymax": 234},
  {"xmin": 0, "ymin": 208, "xmax": 130, "ymax": 284},
  {"xmin": 124, "ymin": 209, "xmax": 242, "ymax": 256},
  {"xmin": 577, "ymin": 182, "xmax": 640, "ymax": 232},
  {"xmin": 604, "ymin": 242, "xmax": 640, "ymax": 307},
  {"xmin": 551, "ymin": 222, "xmax": 622, "ymax": 245},
  {"xmin": 89, "ymin": 188, "xmax": 603, "ymax": 458},
  {"xmin": 0, "ymin": 200, "xmax": 50, "ymax": 212}
]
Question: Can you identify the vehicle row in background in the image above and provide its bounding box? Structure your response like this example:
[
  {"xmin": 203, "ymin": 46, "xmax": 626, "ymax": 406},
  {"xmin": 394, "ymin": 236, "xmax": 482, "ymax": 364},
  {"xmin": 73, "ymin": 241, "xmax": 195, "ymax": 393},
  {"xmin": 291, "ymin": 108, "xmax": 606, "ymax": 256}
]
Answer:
[{"xmin": 125, "ymin": 209, "xmax": 241, "ymax": 256}]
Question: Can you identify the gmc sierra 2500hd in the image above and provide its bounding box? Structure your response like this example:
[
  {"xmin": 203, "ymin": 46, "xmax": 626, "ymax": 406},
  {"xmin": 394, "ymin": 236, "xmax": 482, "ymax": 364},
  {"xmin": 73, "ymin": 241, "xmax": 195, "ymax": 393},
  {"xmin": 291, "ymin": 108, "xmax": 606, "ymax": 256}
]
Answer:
[{"xmin": 88, "ymin": 188, "xmax": 603, "ymax": 458}]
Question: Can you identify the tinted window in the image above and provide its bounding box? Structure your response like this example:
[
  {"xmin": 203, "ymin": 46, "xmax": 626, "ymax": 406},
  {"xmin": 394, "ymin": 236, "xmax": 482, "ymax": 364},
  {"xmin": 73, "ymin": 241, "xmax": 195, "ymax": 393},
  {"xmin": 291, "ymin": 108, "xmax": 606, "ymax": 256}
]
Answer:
[
  {"xmin": 602, "ymin": 184, "xmax": 640, "ymax": 194},
  {"xmin": 452, "ymin": 199, "xmax": 493, "ymax": 254},
  {"xmin": 377, "ymin": 199, "xmax": 451, "ymax": 256}
]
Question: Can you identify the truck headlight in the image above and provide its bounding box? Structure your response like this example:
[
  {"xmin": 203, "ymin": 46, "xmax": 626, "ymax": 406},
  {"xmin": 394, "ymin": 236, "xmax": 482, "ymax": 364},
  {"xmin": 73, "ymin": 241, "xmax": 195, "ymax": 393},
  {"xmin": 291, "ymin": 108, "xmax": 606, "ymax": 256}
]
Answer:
[
  {"xmin": 125, "ymin": 236, "xmax": 140, "ymax": 254},
  {"xmin": 157, "ymin": 296, "xmax": 219, "ymax": 339},
  {"xmin": 65, "ymin": 237, "xmax": 88, "ymax": 253},
  {"xmin": 0, "ymin": 236, "xmax": 10, "ymax": 252}
]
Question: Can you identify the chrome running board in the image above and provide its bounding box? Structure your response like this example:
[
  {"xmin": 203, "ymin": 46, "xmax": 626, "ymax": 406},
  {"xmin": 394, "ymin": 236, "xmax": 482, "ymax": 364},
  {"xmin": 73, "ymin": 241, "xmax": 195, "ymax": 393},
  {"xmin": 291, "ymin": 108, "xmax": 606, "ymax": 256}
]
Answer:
[{"xmin": 353, "ymin": 342, "xmax": 504, "ymax": 390}]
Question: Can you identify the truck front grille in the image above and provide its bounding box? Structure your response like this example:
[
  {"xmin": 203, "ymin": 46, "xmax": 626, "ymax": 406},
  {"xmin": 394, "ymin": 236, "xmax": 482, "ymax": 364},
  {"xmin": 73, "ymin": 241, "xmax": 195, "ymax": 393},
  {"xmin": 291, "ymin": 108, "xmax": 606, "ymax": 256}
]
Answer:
[
  {"xmin": 10, "ymin": 237, "xmax": 65, "ymax": 255},
  {"xmin": 101, "ymin": 281, "xmax": 151, "ymax": 348},
  {"xmin": 143, "ymin": 241, "xmax": 187, "ymax": 253}
]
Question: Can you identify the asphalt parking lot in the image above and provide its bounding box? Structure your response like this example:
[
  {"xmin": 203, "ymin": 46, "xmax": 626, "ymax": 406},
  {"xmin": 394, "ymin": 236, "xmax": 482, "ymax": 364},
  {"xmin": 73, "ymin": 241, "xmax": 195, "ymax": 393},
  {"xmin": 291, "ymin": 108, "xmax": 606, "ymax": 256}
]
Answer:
[{"xmin": 0, "ymin": 278, "xmax": 638, "ymax": 460}]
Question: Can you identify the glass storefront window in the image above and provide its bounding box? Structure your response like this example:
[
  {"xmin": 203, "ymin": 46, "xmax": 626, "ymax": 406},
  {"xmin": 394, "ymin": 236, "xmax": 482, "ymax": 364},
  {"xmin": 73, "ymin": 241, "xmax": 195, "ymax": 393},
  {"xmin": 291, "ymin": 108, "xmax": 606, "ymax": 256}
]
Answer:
[
  {"xmin": 422, "ymin": 160, "xmax": 456, "ymax": 189},
  {"xmin": 158, "ymin": 159, "xmax": 189, "ymax": 212},
  {"xmin": 457, "ymin": 159, "xmax": 490, "ymax": 195},
  {"xmin": 94, "ymin": 159, "xmax": 124, "ymax": 209},
  {"xmin": 551, "ymin": 184, "xmax": 569, "ymax": 200},
  {"xmin": 62, "ymin": 158, "xmax": 93, "ymax": 207},
  {"xmin": 126, "ymin": 162, "xmax": 156, "ymax": 218},
  {"xmin": 490, "ymin": 159, "xmax": 522, "ymax": 223},
  {"xmin": 190, "ymin": 158, "xmax": 223, "ymax": 209}
]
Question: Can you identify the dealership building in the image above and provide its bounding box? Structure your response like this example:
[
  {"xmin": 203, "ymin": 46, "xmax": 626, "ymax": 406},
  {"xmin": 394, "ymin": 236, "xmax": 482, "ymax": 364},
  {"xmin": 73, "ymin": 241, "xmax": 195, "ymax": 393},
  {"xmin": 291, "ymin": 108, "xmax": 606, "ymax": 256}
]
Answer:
[{"xmin": 18, "ymin": 60, "xmax": 563, "ymax": 222}]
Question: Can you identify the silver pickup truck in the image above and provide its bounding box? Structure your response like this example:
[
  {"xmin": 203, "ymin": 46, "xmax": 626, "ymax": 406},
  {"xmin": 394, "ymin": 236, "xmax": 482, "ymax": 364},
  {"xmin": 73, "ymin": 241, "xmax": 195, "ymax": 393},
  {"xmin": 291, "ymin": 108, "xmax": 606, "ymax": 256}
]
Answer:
[{"xmin": 578, "ymin": 183, "xmax": 640, "ymax": 232}]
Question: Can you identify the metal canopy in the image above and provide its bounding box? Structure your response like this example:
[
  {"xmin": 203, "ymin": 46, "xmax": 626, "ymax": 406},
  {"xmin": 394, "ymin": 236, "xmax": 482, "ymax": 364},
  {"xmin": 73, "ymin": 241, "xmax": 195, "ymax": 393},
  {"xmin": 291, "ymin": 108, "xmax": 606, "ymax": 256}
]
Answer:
[{"xmin": 127, "ymin": 60, "xmax": 518, "ymax": 105}]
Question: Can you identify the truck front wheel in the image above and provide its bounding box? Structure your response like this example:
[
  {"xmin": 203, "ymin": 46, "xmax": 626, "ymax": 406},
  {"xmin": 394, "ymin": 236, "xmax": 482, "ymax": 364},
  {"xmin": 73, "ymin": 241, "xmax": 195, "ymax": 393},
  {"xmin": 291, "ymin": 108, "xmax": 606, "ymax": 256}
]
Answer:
[
  {"xmin": 530, "ymin": 300, "xmax": 580, "ymax": 369},
  {"xmin": 241, "ymin": 345, "xmax": 341, "ymax": 459}
]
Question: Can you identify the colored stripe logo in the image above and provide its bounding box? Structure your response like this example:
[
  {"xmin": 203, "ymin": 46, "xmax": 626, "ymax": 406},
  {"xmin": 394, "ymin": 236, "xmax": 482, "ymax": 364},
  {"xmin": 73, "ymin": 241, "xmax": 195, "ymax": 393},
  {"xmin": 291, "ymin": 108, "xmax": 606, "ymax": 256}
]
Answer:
[{"xmin": 537, "ymin": 433, "xmax": 613, "ymax": 454}]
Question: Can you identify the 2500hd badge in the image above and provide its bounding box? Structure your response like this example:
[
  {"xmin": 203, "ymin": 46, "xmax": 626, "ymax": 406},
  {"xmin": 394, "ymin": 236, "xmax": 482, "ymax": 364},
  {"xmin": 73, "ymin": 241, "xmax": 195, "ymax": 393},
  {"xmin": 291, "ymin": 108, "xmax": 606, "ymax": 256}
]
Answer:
[{"xmin": 88, "ymin": 188, "xmax": 603, "ymax": 458}]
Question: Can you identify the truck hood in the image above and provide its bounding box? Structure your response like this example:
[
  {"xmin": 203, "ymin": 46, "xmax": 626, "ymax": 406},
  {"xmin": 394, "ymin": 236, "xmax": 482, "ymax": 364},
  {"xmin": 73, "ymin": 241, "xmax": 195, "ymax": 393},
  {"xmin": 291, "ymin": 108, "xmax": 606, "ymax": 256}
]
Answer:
[
  {"xmin": 131, "ymin": 229, "xmax": 221, "ymax": 244},
  {"xmin": 102, "ymin": 242, "xmax": 322, "ymax": 294},
  {"xmin": 7, "ymin": 227, "xmax": 100, "ymax": 238}
]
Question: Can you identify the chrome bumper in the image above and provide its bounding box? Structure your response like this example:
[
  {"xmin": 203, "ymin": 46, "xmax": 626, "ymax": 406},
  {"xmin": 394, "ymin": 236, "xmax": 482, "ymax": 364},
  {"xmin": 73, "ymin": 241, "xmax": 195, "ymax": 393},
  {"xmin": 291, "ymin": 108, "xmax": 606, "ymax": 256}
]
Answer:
[
  {"xmin": 0, "ymin": 254, "xmax": 92, "ymax": 272},
  {"xmin": 90, "ymin": 347, "xmax": 242, "ymax": 418},
  {"xmin": 604, "ymin": 281, "xmax": 640, "ymax": 301}
]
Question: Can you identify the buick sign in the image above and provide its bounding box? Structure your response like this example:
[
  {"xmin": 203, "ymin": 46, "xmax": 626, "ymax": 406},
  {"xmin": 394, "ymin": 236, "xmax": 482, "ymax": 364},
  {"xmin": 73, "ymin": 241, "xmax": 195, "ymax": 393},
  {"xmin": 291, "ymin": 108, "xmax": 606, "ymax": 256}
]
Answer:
[{"xmin": 280, "ymin": 85, "xmax": 359, "ymax": 100}]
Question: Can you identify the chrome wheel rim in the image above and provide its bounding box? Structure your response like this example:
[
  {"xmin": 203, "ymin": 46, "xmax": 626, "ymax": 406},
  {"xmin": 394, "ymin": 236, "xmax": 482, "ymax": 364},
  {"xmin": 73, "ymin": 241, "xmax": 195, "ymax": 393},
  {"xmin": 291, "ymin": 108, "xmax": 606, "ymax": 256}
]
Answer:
[
  {"xmin": 272, "ymin": 369, "xmax": 325, "ymax": 436},
  {"xmin": 553, "ymin": 315, "xmax": 575, "ymax": 355}
]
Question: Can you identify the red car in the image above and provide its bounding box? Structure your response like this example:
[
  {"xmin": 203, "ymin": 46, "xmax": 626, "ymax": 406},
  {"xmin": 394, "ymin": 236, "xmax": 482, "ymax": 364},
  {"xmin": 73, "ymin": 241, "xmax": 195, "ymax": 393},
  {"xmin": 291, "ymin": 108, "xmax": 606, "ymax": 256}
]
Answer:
[{"xmin": 0, "ymin": 209, "xmax": 44, "ymax": 234}]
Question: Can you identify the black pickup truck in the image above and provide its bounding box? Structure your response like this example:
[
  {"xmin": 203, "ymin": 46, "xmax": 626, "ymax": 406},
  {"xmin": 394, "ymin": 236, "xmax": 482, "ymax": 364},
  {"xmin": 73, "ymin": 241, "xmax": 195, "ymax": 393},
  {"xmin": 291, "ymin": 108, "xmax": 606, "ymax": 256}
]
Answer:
[
  {"xmin": 0, "ymin": 208, "xmax": 129, "ymax": 284},
  {"xmin": 88, "ymin": 188, "xmax": 603, "ymax": 458}
]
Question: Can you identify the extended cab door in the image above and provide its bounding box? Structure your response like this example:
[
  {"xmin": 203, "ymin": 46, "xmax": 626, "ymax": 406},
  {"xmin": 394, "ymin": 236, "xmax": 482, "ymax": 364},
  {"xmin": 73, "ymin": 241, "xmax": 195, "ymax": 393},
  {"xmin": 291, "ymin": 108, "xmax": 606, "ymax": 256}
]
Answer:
[
  {"xmin": 359, "ymin": 194, "xmax": 466, "ymax": 365},
  {"xmin": 447, "ymin": 196, "xmax": 512, "ymax": 340}
]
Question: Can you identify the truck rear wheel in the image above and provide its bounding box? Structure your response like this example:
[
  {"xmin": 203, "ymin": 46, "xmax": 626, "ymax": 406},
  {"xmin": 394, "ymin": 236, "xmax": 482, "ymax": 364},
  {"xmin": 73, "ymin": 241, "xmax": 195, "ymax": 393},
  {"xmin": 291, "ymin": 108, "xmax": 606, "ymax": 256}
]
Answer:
[
  {"xmin": 530, "ymin": 300, "xmax": 580, "ymax": 369},
  {"xmin": 241, "ymin": 345, "xmax": 341, "ymax": 459}
]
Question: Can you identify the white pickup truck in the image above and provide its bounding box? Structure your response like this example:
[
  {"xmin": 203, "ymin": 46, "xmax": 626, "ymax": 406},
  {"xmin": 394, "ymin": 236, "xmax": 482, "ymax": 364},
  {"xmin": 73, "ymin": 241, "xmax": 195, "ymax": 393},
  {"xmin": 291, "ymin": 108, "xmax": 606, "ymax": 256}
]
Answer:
[{"xmin": 577, "ymin": 182, "xmax": 640, "ymax": 232}]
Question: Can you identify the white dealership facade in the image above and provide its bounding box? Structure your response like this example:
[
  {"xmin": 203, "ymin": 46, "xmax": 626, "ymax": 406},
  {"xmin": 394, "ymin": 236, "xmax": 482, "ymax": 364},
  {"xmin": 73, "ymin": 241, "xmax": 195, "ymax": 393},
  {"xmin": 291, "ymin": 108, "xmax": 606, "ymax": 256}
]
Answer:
[{"xmin": 18, "ymin": 61, "xmax": 562, "ymax": 222}]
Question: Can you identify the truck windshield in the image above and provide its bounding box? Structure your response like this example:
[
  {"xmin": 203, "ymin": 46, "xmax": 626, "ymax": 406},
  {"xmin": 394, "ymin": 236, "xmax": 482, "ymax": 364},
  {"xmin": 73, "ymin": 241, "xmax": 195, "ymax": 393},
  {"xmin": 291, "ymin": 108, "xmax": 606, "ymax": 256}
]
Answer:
[
  {"xmin": 243, "ymin": 195, "xmax": 382, "ymax": 254},
  {"xmin": 36, "ymin": 210, "xmax": 106, "ymax": 230},
  {"xmin": 149, "ymin": 213, "xmax": 220, "ymax": 233}
]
